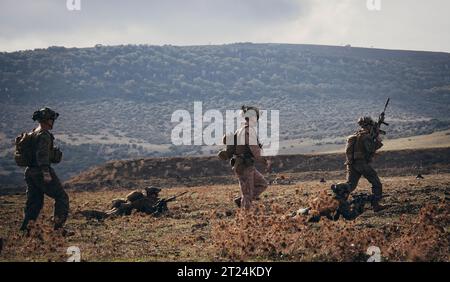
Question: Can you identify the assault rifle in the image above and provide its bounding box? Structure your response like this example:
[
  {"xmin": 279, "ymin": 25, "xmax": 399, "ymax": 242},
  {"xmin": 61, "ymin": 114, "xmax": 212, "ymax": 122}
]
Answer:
[
  {"xmin": 151, "ymin": 191, "xmax": 189, "ymax": 216},
  {"xmin": 371, "ymin": 98, "xmax": 390, "ymax": 141}
]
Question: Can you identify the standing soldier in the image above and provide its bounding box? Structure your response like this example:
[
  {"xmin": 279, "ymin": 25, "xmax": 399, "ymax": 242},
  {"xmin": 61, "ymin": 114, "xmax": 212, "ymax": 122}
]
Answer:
[
  {"xmin": 18, "ymin": 107, "xmax": 71, "ymax": 235},
  {"xmin": 231, "ymin": 106, "xmax": 268, "ymax": 209},
  {"xmin": 332, "ymin": 116, "xmax": 385, "ymax": 212}
]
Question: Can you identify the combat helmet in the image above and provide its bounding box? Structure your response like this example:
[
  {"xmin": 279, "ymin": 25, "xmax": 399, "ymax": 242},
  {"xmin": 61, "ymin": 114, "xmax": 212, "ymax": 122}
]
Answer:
[
  {"xmin": 145, "ymin": 186, "xmax": 161, "ymax": 197},
  {"xmin": 357, "ymin": 116, "xmax": 375, "ymax": 128},
  {"xmin": 331, "ymin": 183, "xmax": 352, "ymax": 200},
  {"xmin": 241, "ymin": 105, "xmax": 260, "ymax": 121},
  {"xmin": 32, "ymin": 107, "xmax": 59, "ymax": 122}
]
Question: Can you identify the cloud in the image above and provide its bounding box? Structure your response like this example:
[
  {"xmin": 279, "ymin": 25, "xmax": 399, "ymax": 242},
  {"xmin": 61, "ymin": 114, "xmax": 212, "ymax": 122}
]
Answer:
[
  {"xmin": 0, "ymin": 0, "xmax": 449, "ymax": 52},
  {"xmin": 264, "ymin": 0, "xmax": 450, "ymax": 52}
]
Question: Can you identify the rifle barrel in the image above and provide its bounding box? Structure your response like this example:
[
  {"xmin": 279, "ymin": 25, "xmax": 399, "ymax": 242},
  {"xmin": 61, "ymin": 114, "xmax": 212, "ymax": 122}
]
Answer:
[
  {"xmin": 383, "ymin": 98, "xmax": 390, "ymax": 112},
  {"xmin": 161, "ymin": 191, "xmax": 189, "ymax": 203}
]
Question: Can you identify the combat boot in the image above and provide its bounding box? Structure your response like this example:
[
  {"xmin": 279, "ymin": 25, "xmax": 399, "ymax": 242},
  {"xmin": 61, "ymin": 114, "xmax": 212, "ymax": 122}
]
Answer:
[
  {"xmin": 371, "ymin": 201, "xmax": 385, "ymax": 212},
  {"xmin": 234, "ymin": 196, "xmax": 242, "ymax": 208},
  {"xmin": 20, "ymin": 217, "xmax": 29, "ymax": 232}
]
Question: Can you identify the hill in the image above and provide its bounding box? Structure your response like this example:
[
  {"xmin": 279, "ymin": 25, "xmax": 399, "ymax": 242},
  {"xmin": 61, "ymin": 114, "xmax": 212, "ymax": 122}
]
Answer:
[
  {"xmin": 1, "ymin": 43, "xmax": 450, "ymax": 185},
  {"xmin": 62, "ymin": 147, "xmax": 450, "ymax": 193}
]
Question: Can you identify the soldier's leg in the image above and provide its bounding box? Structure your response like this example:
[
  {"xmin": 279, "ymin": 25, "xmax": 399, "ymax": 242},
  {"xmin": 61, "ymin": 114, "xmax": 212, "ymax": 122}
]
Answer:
[
  {"xmin": 327, "ymin": 164, "xmax": 363, "ymax": 220},
  {"xmin": 252, "ymin": 168, "xmax": 268, "ymax": 200},
  {"xmin": 236, "ymin": 167, "xmax": 255, "ymax": 210},
  {"xmin": 346, "ymin": 164, "xmax": 362, "ymax": 193},
  {"xmin": 22, "ymin": 169, "xmax": 44, "ymax": 230},
  {"xmin": 361, "ymin": 164, "xmax": 383, "ymax": 205},
  {"xmin": 43, "ymin": 168, "xmax": 69, "ymax": 229},
  {"xmin": 332, "ymin": 165, "xmax": 362, "ymax": 200}
]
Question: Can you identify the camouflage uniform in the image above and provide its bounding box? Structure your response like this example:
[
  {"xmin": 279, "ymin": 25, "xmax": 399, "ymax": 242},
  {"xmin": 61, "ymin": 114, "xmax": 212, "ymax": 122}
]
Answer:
[
  {"xmin": 300, "ymin": 190, "xmax": 367, "ymax": 222},
  {"xmin": 129, "ymin": 187, "xmax": 161, "ymax": 214},
  {"xmin": 233, "ymin": 124, "xmax": 268, "ymax": 209},
  {"xmin": 334, "ymin": 118, "xmax": 384, "ymax": 210},
  {"xmin": 22, "ymin": 128, "xmax": 69, "ymax": 230},
  {"xmin": 346, "ymin": 129, "xmax": 383, "ymax": 201},
  {"xmin": 106, "ymin": 187, "xmax": 162, "ymax": 217}
]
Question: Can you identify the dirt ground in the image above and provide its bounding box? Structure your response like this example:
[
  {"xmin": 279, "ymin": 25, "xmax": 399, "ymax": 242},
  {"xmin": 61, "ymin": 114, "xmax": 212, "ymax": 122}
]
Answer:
[{"xmin": 0, "ymin": 173, "xmax": 448, "ymax": 262}]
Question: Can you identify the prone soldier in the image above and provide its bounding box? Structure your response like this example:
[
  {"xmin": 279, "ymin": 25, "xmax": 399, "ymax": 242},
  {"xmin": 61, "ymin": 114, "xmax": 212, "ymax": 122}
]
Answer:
[
  {"xmin": 108, "ymin": 187, "xmax": 162, "ymax": 216},
  {"xmin": 79, "ymin": 187, "xmax": 187, "ymax": 220}
]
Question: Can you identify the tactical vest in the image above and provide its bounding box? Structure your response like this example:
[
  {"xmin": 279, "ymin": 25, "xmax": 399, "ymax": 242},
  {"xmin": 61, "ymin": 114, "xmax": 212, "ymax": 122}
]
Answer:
[
  {"xmin": 345, "ymin": 130, "xmax": 370, "ymax": 163},
  {"xmin": 29, "ymin": 129, "xmax": 62, "ymax": 167},
  {"xmin": 218, "ymin": 125, "xmax": 256, "ymax": 162},
  {"xmin": 353, "ymin": 132, "xmax": 370, "ymax": 161},
  {"xmin": 235, "ymin": 125, "xmax": 256, "ymax": 159}
]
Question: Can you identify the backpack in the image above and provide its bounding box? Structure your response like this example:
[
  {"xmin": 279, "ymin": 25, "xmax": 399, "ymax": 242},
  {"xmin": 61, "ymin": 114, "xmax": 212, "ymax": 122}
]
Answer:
[
  {"xmin": 14, "ymin": 132, "xmax": 35, "ymax": 167},
  {"xmin": 218, "ymin": 132, "xmax": 238, "ymax": 161},
  {"xmin": 345, "ymin": 134, "xmax": 358, "ymax": 165}
]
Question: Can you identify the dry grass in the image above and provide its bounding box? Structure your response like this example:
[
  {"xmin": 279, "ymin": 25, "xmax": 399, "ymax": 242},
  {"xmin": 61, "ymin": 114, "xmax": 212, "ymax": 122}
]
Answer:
[
  {"xmin": 0, "ymin": 174, "xmax": 448, "ymax": 262},
  {"xmin": 212, "ymin": 201, "xmax": 448, "ymax": 262}
]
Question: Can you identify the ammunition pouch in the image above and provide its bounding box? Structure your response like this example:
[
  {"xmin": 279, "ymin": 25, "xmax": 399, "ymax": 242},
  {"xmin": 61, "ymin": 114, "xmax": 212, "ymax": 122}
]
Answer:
[
  {"xmin": 232, "ymin": 154, "xmax": 254, "ymax": 174},
  {"xmin": 50, "ymin": 147, "xmax": 63, "ymax": 164},
  {"xmin": 230, "ymin": 157, "xmax": 236, "ymax": 167}
]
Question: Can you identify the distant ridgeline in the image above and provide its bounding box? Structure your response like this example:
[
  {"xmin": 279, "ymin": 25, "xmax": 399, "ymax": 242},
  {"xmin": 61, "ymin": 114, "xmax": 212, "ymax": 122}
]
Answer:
[
  {"xmin": 0, "ymin": 43, "xmax": 450, "ymax": 186},
  {"xmin": 63, "ymin": 147, "xmax": 450, "ymax": 192},
  {"xmin": 2, "ymin": 43, "xmax": 450, "ymax": 105}
]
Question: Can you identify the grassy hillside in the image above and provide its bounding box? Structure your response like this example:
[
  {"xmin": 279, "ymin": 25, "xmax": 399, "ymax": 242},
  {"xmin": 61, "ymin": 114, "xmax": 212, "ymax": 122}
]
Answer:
[
  {"xmin": 1, "ymin": 43, "xmax": 450, "ymax": 186},
  {"xmin": 60, "ymin": 147, "xmax": 450, "ymax": 193},
  {"xmin": 280, "ymin": 129, "xmax": 450, "ymax": 155}
]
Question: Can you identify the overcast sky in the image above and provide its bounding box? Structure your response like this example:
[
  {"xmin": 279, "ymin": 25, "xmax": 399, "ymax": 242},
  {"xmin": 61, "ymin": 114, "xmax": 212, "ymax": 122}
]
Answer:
[{"xmin": 0, "ymin": 0, "xmax": 449, "ymax": 53}]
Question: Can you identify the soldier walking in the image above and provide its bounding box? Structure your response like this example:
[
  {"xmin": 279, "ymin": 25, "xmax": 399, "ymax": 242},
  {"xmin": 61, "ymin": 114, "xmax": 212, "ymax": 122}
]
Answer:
[
  {"xmin": 231, "ymin": 106, "xmax": 268, "ymax": 210},
  {"xmin": 19, "ymin": 107, "xmax": 71, "ymax": 235}
]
